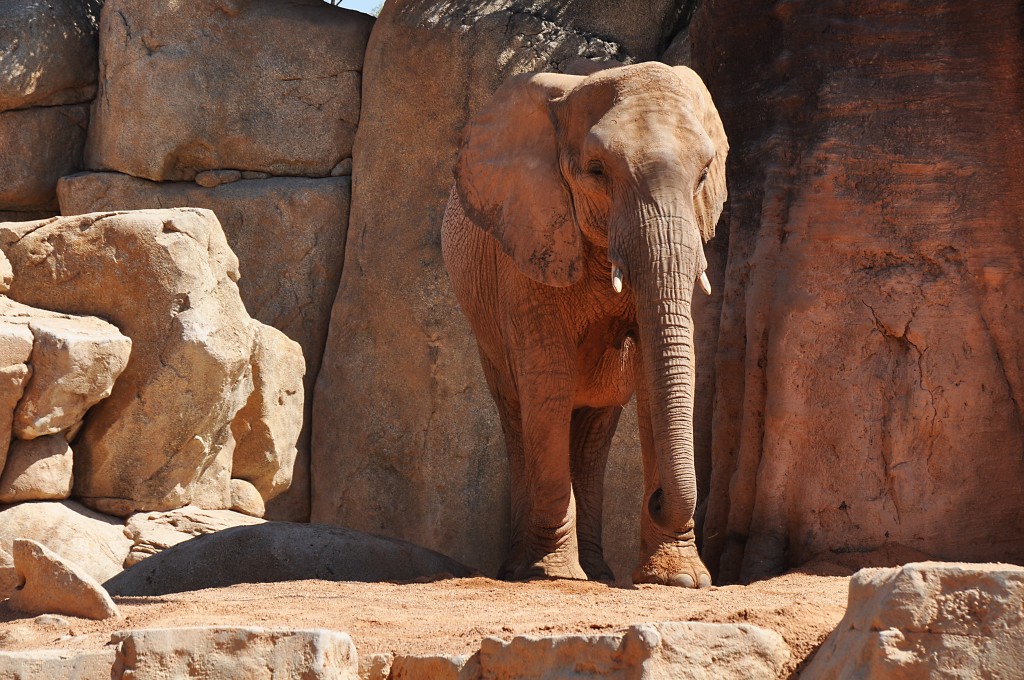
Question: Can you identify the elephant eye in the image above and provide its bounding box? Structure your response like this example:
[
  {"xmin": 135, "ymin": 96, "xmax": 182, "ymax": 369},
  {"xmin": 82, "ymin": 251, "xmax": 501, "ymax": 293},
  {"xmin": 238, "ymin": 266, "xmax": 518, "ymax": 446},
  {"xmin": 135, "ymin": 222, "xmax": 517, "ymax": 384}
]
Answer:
[
  {"xmin": 696, "ymin": 167, "xmax": 709, "ymax": 191},
  {"xmin": 586, "ymin": 160, "xmax": 605, "ymax": 177}
]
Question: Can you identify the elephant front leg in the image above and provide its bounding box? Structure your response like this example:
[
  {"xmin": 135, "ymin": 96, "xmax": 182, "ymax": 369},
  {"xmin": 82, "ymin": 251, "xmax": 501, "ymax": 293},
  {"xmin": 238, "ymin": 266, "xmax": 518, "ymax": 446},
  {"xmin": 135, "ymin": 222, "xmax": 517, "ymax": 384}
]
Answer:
[
  {"xmin": 570, "ymin": 405, "xmax": 622, "ymax": 583},
  {"xmin": 632, "ymin": 364, "xmax": 711, "ymax": 588},
  {"xmin": 501, "ymin": 367, "xmax": 586, "ymax": 581}
]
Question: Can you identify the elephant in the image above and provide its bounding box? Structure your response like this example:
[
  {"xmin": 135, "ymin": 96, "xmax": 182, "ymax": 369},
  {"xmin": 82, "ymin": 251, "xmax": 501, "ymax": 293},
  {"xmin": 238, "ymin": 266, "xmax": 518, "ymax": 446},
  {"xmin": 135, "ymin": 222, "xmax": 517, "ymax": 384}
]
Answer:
[{"xmin": 441, "ymin": 61, "xmax": 728, "ymax": 587}]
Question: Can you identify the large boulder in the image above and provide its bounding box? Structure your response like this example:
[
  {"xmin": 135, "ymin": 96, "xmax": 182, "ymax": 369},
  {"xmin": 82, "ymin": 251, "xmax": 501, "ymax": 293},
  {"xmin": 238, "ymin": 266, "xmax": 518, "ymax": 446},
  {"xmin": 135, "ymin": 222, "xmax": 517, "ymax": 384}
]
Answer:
[
  {"xmin": 104, "ymin": 522, "xmax": 476, "ymax": 596},
  {"xmin": 312, "ymin": 0, "xmax": 692, "ymax": 578},
  {"xmin": 0, "ymin": 209, "xmax": 296, "ymax": 514},
  {"xmin": 802, "ymin": 562, "xmax": 1024, "ymax": 679},
  {"xmin": 692, "ymin": 0, "xmax": 1024, "ymax": 581},
  {"xmin": 0, "ymin": 105, "xmax": 88, "ymax": 212},
  {"xmin": 59, "ymin": 172, "xmax": 350, "ymax": 520},
  {"xmin": 0, "ymin": 436, "xmax": 74, "ymax": 504},
  {"xmin": 0, "ymin": 0, "xmax": 102, "ymax": 112},
  {"xmin": 0, "ymin": 500, "xmax": 130, "ymax": 587},
  {"xmin": 84, "ymin": 0, "xmax": 374, "ymax": 181}
]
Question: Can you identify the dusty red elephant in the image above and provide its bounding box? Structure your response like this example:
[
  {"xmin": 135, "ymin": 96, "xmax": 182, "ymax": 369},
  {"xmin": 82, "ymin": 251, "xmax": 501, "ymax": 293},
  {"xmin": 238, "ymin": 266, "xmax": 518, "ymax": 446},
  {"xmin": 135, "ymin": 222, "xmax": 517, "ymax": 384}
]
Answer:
[{"xmin": 442, "ymin": 62, "xmax": 728, "ymax": 587}]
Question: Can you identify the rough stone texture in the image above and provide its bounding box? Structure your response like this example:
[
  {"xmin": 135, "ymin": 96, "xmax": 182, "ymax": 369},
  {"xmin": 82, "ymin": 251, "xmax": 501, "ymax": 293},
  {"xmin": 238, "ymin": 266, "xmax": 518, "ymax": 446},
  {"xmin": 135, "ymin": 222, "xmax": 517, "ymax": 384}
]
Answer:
[
  {"xmin": 0, "ymin": 500, "xmax": 129, "ymax": 583},
  {"xmin": 229, "ymin": 479, "xmax": 265, "ymax": 518},
  {"xmin": 803, "ymin": 562, "xmax": 1024, "ymax": 679},
  {"xmin": 85, "ymin": 0, "xmax": 374, "ymax": 181},
  {"xmin": 0, "ymin": 649, "xmax": 115, "ymax": 680},
  {"xmin": 59, "ymin": 172, "xmax": 352, "ymax": 521},
  {"xmin": 105, "ymin": 522, "xmax": 476, "ymax": 596},
  {"xmin": 390, "ymin": 653, "xmax": 479, "ymax": 680},
  {"xmin": 0, "ymin": 544, "xmax": 15, "ymax": 598},
  {"xmin": 0, "ymin": 0, "xmax": 102, "ymax": 112},
  {"xmin": 123, "ymin": 506, "xmax": 265, "ymax": 568},
  {"xmin": 0, "ymin": 322, "xmax": 33, "ymax": 470},
  {"xmin": 0, "ymin": 250, "xmax": 12, "ymax": 293},
  {"xmin": 7, "ymin": 539, "xmax": 119, "ymax": 620},
  {"xmin": 230, "ymin": 324, "xmax": 304, "ymax": 506},
  {"xmin": 110, "ymin": 627, "xmax": 358, "ymax": 680},
  {"xmin": 312, "ymin": 0, "xmax": 691, "ymax": 579},
  {"xmin": 477, "ymin": 622, "xmax": 788, "ymax": 679},
  {"xmin": 0, "ymin": 436, "xmax": 74, "ymax": 503},
  {"xmin": 692, "ymin": 0, "xmax": 1024, "ymax": 582},
  {"xmin": 359, "ymin": 652, "xmax": 394, "ymax": 680},
  {"xmin": 0, "ymin": 209, "xmax": 259, "ymax": 514},
  {"xmin": 9, "ymin": 310, "xmax": 131, "ymax": 440},
  {"xmin": 0, "ymin": 105, "xmax": 89, "ymax": 212}
]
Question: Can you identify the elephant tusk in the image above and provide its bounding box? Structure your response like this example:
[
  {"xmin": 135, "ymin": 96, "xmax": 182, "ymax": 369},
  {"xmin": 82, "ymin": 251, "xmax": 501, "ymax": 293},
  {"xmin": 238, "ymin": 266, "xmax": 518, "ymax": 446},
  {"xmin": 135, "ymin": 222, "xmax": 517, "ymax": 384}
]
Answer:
[
  {"xmin": 699, "ymin": 271, "xmax": 712, "ymax": 295},
  {"xmin": 612, "ymin": 266, "xmax": 623, "ymax": 294}
]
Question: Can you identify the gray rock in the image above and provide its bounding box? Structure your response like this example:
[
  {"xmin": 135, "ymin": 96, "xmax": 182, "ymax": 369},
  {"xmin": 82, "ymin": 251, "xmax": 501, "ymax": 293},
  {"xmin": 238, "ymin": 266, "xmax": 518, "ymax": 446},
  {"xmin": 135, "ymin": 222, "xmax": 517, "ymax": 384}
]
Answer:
[
  {"xmin": 123, "ymin": 506, "xmax": 265, "ymax": 568},
  {"xmin": 105, "ymin": 522, "xmax": 476, "ymax": 596}
]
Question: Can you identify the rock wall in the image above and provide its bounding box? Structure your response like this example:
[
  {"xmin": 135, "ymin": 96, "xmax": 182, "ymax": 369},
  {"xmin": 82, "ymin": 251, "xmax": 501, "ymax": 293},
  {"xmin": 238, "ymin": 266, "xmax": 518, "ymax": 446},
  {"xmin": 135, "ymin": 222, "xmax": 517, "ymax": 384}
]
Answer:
[
  {"xmin": 0, "ymin": 0, "xmax": 101, "ymax": 216},
  {"xmin": 692, "ymin": 0, "xmax": 1024, "ymax": 582},
  {"xmin": 311, "ymin": 0, "xmax": 693, "ymax": 579},
  {"xmin": 58, "ymin": 0, "xmax": 374, "ymax": 520}
]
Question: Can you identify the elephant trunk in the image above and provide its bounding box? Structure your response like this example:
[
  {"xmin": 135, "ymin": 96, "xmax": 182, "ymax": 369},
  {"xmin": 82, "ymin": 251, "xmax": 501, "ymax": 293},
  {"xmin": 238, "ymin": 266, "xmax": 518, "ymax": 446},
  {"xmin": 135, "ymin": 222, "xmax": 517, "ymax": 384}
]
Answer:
[{"xmin": 631, "ymin": 214, "xmax": 701, "ymax": 535}]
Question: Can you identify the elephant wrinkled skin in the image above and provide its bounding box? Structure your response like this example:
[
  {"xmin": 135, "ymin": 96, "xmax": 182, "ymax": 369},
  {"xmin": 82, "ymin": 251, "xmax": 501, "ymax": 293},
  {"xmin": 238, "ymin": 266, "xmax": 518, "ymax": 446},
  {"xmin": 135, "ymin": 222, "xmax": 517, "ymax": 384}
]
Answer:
[{"xmin": 441, "ymin": 62, "xmax": 728, "ymax": 587}]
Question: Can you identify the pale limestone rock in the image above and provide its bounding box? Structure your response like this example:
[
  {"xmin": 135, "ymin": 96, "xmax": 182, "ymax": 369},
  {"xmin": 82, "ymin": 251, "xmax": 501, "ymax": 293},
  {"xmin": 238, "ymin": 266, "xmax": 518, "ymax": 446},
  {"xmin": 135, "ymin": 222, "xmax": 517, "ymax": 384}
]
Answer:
[
  {"xmin": 0, "ymin": 500, "xmax": 129, "ymax": 583},
  {"xmin": 110, "ymin": 627, "xmax": 358, "ymax": 679},
  {"xmin": 123, "ymin": 506, "xmax": 265, "ymax": 567},
  {"xmin": 7, "ymin": 539, "xmax": 119, "ymax": 620},
  {"xmin": 229, "ymin": 479, "xmax": 265, "ymax": 518},
  {"xmin": 85, "ymin": 0, "xmax": 374, "ymax": 181},
  {"xmin": 391, "ymin": 654, "xmax": 480, "ymax": 680},
  {"xmin": 0, "ymin": 436, "xmax": 73, "ymax": 503},
  {"xmin": 0, "ymin": 322, "xmax": 32, "ymax": 470},
  {"xmin": 231, "ymin": 324, "xmax": 304, "ymax": 504},
  {"xmin": 0, "ymin": 543, "xmax": 15, "ymax": 598},
  {"xmin": 1, "ymin": 210, "xmax": 258, "ymax": 514},
  {"xmin": 478, "ymin": 622, "xmax": 789, "ymax": 679},
  {"xmin": 12, "ymin": 314, "xmax": 131, "ymax": 439},
  {"xmin": 0, "ymin": 649, "xmax": 115, "ymax": 680},
  {"xmin": 359, "ymin": 652, "xmax": 394, "ymax": 680},
  {"xmin": 802, "ymin": 562, "xmax": 1024, "ymax": 679},
  {"xmin": 58, "ymin": 172, "xmax": 351, "ymax": 521},
  {"xmin": 0, "ymin": 250, "xmax": 12, "ymax": 293}
]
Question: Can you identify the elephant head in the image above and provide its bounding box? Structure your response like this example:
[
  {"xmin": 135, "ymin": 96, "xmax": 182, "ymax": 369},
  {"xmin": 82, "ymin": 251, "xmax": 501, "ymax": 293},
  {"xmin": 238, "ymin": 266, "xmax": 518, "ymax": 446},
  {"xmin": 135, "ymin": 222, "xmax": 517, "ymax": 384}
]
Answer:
[{"xmin": 454, "ymin": 62, "xmax": 728, "ymax": 571}]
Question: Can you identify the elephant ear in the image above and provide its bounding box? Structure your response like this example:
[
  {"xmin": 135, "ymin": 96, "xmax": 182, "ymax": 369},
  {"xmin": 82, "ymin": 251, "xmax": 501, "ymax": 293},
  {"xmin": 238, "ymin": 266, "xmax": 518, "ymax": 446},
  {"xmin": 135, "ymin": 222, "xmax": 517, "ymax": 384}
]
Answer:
[
  {"xmin": 455, "ymin": 72, "xmax": 585, "ymax": 287},
  {"xmin": 672, "ymin": 66, "xmax": 729, "ymax": 243}
]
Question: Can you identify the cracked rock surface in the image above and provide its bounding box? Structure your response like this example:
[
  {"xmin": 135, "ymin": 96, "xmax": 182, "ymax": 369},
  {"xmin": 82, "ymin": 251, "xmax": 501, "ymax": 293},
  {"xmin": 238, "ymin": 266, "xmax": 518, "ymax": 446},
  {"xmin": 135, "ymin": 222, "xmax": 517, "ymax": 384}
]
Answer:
[{"xmin": 84, "ymin": 0, "xmax": 374, "ymax": 181}]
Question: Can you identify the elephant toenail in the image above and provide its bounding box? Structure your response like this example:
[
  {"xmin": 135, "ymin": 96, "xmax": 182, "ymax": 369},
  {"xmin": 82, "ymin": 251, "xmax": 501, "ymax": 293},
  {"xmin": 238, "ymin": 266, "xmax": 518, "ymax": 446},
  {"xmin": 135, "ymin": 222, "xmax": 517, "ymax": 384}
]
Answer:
[
  {"xmin": 670, "ymin": 574, "xmax": 695, "ymax": 588},
  {"xmin": 698, "ymin": 574, "xmax": 712, "ymax": 588}
]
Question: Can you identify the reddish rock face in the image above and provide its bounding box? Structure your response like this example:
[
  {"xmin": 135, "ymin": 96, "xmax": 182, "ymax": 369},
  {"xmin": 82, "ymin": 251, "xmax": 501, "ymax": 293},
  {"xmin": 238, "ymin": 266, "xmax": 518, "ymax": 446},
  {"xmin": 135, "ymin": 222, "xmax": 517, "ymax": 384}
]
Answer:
[{"xmin": 692, "ymin": 1, "xmax": 1024, "ymax": 582}]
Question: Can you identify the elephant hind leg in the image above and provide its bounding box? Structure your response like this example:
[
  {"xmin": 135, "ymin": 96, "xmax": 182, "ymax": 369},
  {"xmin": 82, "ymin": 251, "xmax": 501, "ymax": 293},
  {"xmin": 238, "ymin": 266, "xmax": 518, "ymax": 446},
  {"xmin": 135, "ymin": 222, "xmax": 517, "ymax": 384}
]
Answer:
[{"xmin": 570, "ymin": 405, "xmax": 622, "ymax": 583}]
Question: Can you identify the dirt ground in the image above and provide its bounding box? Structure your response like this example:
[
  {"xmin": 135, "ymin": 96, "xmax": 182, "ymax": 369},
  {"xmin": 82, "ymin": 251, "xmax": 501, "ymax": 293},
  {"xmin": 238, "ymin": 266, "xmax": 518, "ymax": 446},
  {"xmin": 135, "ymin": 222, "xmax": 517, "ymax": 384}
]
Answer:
[{"xmin": 0, "ymin": 568, "xmax": 850, "ymax": 677}]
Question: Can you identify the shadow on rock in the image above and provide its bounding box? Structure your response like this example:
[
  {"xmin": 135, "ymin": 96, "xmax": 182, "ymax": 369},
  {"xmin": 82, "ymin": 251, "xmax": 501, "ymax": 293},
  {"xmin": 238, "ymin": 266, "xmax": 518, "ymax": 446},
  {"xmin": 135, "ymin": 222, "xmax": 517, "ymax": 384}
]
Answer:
[{"xmin": 104, "ymin": 522, "xmax": 477, "ymax": 596}]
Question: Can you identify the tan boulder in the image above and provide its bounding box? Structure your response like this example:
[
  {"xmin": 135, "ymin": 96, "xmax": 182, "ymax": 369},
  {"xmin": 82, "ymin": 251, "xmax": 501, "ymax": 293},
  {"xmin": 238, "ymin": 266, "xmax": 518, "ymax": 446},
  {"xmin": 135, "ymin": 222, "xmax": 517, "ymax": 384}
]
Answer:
[
  {"xmin": 0, "ymin": 250, "xmax": 12, "ymax": 293},
  {"xmin": 390, "ymin": 654, "xmax": 479, "ymax": 680},
  {"xmin": 0, "ymin": 436, "xmax": 73, "ymax": 504},
  {"xmin": 0, "ymin": 0, "xmax": 101, "ymax": 112},
  {"xmin": 803, "ymin": 562, "xmax": 1024, "ymax": 679},
  {"xmin": 85, "ymin": 0, "xmax": 374, "ymax": 181},
  {"xmin": 7, "ymin": 539, "xmax": 119, "ymax": 620},
  {"xmin": 0, "ymin": 500, "xmax": 130, "ymax": 583},
  {"xmin": 0, "ymin": 544, "xmax": 14, "ymax": 598},
  {"xmin": 59, "ymin": 172, "xmax": 350, "ymax": 520},
  {"xmin": 229, "ymin": 479, "xmax": 265, "ymax": 518},
  {"xmin": 123, "ymin": 506, "xmax": 265, "ymax": 567},
  {"xmin": 0, "ymin": 210, "xmax": 259, "ymax": 514},
  {"xmin": 0, "ymin": 323, "xmax": 33, "ymax": 471},
  {"xmin": 311, "ymin": 0, "xmax": 687, "ymax": 578},
  {"xmin": 0, "ymin": 649, "xmax": 115, "ymax": 680},
  {"xmin": 9, "ymin": 310, "xmax": 131, "ymax": 440},
  {"xmin": 110, "ymin": 627, "xmax": 358, "ymax": 679},
  {"xmin": 0, "ymin": 105, "xmax": 89, "ymax": 212},
  {"xmin": 230, "ymin": 325, "xmax": 304, "ymax": 506}
]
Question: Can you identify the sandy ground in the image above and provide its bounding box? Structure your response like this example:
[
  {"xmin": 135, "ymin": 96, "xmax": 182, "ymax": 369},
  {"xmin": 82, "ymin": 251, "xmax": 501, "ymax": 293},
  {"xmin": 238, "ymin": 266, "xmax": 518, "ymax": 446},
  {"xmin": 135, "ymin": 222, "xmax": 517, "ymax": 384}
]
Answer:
[{"xmin": 0, "ymin": 570, "xmax": 850, "ymax": 677}]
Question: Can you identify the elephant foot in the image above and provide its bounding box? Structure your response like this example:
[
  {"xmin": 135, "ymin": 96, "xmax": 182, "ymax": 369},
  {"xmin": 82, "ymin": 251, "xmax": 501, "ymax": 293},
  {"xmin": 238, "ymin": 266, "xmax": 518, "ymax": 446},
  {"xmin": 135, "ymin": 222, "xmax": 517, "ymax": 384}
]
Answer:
[
  {"xmin": 632, "ymin": 542, "xmax": 711, "ymax": 588},
  {"xmin": 500, "ymin": 550, "xmax": 587, "ymax": 582},
  {"xmin": 578, "ymin": 548, "xmax": 615, "ymax": 583}
]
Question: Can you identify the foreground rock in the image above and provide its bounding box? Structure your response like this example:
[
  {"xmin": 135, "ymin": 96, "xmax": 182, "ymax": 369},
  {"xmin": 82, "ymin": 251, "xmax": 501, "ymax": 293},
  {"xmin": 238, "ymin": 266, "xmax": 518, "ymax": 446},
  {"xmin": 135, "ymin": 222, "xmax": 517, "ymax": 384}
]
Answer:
[
  {"xmin": 7, "ymin": 539, "xmax": 119, "ymax": 620},
  {"xmin": 0, "ymin": 209, "xmax": 303, "ymax": 514},
  {"xmin": 0, "ymin": 649, "xmax": 115, "ymax": 680},
  {"xmin": 803, "ymin": 562, "xmax": 1024, "ymax": 679},
  {"xmin": 105, "ymin": 523, "xmax": 476, "ymax": 596},
  {"xmin": 0, "ymin": 501, "xmax": 129, "ymax": 588},
  {"xmin": 85, "ymin": 0, "xmax": 374, "ymax": 181},
  {"xmin": 123, "ymin": 506, "xmax": 265, "ymax": 567},
  {"xmin": 0, "ymin": 437, "xmax": 74, "ymax": 504},
  {"xmin": 312, "ymin": 0, "xmax": 688, "ymax": 581},
  {"xmin": 0, "ymin": 0, "xmax": 102, "ymax": 112},
  {"xmin": 111, "ymin": 627, "xmax": 357, "ymax": 679},
  {"xmin": 59, "ymin": 172, "xmax": 351, "ymax": 520}
]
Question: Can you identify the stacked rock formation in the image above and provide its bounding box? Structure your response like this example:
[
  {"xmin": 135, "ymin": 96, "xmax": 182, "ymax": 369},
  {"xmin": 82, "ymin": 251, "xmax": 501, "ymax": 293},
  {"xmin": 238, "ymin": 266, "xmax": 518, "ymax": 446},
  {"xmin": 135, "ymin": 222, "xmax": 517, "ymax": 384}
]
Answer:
[
  {"xmin": 58, "ymin": 0, "xmax": 375, "ymax": 521},
  {"xmin": 0, "ymin": 0, "xmax": 101, "ymax": 220}
]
